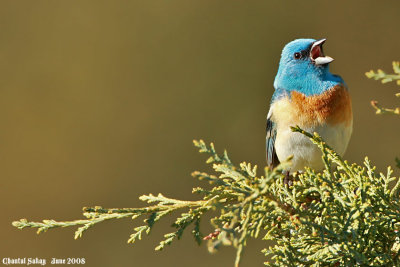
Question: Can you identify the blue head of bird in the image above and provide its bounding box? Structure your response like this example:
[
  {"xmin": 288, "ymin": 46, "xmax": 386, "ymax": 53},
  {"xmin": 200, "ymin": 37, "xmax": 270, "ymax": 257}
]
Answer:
[{"xmin": 273, "ymin": 38, "xmax": 344, "ymax": 97}]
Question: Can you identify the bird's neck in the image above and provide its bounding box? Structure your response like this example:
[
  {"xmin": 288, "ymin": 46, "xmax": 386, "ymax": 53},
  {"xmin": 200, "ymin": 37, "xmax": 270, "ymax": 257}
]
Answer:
[{"xmin": 274, "ymin": 66, "xmax": 344, "ymax": 96}]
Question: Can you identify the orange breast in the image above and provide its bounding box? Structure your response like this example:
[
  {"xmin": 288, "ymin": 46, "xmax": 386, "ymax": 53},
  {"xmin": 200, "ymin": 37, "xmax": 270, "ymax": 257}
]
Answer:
[
  {"xmin": 290, "ymin": 85, "xmax": 352, "ymax": 127},
  {"xmin": 272, "ymin": 85, "xmax": 352, "ymax": 128}
]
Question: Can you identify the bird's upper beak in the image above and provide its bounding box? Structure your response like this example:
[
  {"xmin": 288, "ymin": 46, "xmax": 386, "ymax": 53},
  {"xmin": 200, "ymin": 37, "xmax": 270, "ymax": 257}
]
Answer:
[{"xmin": 310, "ymin": 39, "xmax": 334, "ymax": 65}]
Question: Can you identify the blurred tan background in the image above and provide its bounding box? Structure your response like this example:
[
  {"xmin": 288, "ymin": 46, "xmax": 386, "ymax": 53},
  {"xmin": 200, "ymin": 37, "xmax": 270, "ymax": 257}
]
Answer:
[{"xmin": 1, "ymin": 1, "xmax": 400, "ymax": 266}]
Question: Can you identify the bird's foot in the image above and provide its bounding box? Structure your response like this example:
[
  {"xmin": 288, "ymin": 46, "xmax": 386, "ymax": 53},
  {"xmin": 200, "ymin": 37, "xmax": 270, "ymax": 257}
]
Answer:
[{"xmin": 283, "ymin": 171, "xmax": 293, "ymax": 187}]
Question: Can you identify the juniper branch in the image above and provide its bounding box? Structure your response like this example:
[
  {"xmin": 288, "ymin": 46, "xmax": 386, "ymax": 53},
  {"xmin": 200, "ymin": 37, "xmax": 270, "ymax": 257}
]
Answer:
[
  {"xmin": 366, "ymin": 61, "xmax": 400, "ymax": 115},
  {"xmin": 11, "ymin": 127, "xmax": 400, "ymax": 266}
]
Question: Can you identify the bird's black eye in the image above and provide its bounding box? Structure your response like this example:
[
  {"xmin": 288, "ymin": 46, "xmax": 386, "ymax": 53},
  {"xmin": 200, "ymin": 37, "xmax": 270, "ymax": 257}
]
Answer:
[{"xmin": 294, "ymin": 52, "xmax": 301, "ymax": 59}]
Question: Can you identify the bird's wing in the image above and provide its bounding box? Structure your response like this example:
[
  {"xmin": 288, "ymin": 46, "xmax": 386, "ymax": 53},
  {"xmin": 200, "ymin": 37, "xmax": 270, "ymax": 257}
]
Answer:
[{"xmin": 266, "ymin": 109, "xmax": 280, "ymax": 169}]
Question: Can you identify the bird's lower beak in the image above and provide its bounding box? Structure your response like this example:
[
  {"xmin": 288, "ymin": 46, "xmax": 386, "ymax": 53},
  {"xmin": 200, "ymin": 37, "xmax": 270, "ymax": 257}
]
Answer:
[{"xmin": 310, "ymin": 39, "xmax": 334, "ymax": 65}]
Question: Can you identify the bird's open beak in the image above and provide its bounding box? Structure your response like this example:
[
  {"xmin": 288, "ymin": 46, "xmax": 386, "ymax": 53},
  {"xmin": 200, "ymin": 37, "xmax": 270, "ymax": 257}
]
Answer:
[{"xmin": 310, "ymin": 39, "xmax": 334, "ymax": 65}]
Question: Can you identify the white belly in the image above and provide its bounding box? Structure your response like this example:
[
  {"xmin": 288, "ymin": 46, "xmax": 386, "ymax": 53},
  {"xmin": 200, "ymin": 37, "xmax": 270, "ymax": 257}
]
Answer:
[{"xmin": 275, "ymin": 123, "xmax": 352, "ymax": 172}]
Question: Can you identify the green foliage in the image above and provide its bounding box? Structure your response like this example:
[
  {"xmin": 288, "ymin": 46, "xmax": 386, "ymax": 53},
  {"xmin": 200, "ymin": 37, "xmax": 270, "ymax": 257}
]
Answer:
[
  {"xmin": 12, "ymin": 127, "xmax": 400, "ymax": 266},
  {"xmin": 366, "ymin": 61, "xmax": 400, "ymax": 115},
  {"xmin": 263, "ymin": 128, "xmax": 400, "ymax": 266},
  {"xmin": 366, "ymin": 61, "xmax": 400, "ymax": 85}
]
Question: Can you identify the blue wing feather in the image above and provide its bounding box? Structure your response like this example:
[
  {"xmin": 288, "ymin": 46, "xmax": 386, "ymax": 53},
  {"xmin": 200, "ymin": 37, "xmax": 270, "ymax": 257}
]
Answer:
[
  {"xmin": 266, "ymin": 88, "xmax": 286, "ymax": 168},
  {"xmin": 266, "ymin": 117, "xmax": 279, "ymax": 168}
]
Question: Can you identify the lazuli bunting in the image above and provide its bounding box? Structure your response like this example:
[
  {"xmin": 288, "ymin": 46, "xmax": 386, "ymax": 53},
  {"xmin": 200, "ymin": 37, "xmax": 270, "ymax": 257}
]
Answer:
[{"xmin": 266, "ymin": 39, "xmax": 352, "ymax": 172}]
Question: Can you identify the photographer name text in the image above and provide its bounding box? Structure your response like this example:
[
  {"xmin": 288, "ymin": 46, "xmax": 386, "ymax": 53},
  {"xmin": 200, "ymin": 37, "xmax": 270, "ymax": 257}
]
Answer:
[{"xmin": 2, "ymin": 258, "xmax": 85, "ymax": 266}]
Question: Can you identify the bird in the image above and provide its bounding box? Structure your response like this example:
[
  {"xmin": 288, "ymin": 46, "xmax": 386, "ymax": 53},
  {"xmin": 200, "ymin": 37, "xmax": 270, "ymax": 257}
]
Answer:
[{"xmin": 266, "ymin": 38, "xmax": 352, "ymax": 172}]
